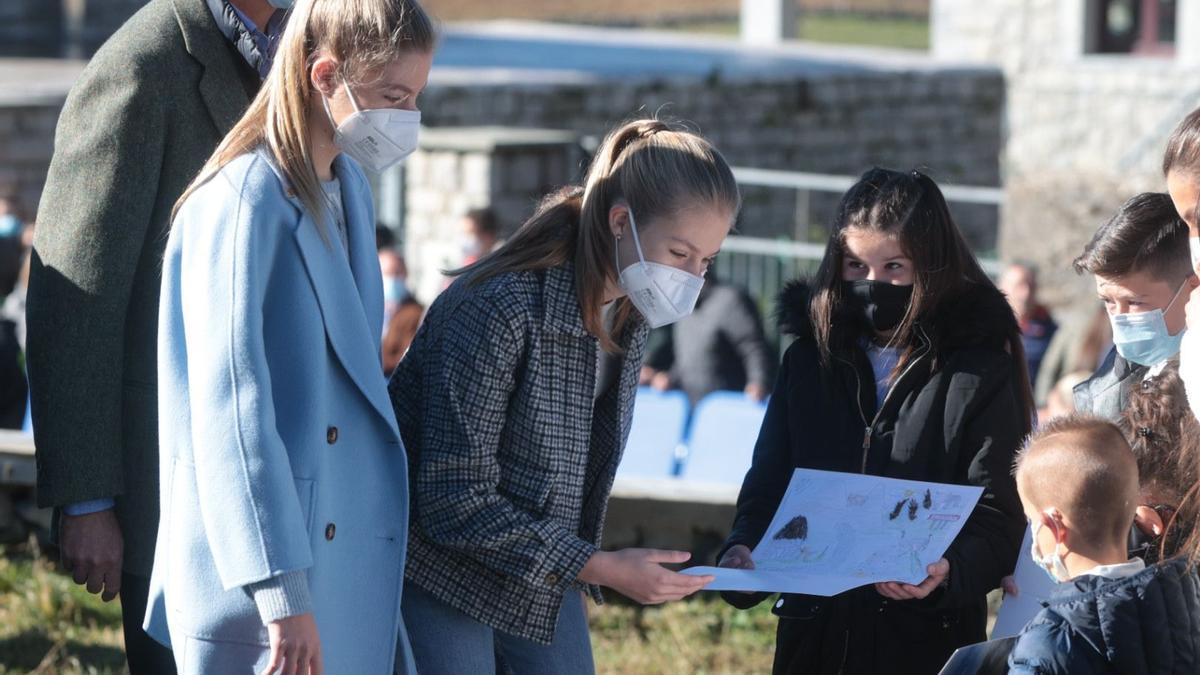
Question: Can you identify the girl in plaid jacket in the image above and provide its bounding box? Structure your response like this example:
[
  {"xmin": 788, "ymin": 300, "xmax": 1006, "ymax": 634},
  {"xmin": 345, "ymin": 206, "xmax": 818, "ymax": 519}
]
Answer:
[{"xmin": 389, "ymin": 118, "xmax": 741, "ymax": 673}]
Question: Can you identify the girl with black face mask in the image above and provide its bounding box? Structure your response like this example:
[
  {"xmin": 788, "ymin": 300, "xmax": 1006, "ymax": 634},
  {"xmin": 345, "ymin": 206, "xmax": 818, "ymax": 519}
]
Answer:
[{"xmin": 716, "ymin": 168, "xmax": 1035, "ymax": 675}]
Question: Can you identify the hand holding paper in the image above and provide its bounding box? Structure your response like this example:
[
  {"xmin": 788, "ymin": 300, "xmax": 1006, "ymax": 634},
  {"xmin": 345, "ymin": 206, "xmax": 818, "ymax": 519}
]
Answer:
[
  {"xmin": 685, "ymin": 469, "xmax": 982, "ymax": 596},
  {"xmin": 875, "ymin": 558, "xmax": 950, "ymax": 601}
]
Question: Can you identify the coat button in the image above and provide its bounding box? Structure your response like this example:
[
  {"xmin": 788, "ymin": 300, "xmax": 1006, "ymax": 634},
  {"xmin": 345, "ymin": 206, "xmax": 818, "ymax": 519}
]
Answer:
[
  {"xmin": 326, "ymin": 426, "xmax": 338, "ymax": 444},
  {"xmin": 325, "ymin": 522, "xmax": 336, "ymax": 541},
  {"xmin": 544, "ymin": 573, "xmax": 559, "ymax": 586}
]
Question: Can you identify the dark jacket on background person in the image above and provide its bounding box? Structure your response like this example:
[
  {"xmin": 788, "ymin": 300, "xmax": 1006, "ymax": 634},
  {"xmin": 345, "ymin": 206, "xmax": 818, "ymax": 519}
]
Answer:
[
  {"xmin": 1008, "ymin": 556, "xmax": 1200, "ymax": 674},
  {"xmin": 721, "ymin": 280, "xmax": 1028, "ymax": 675},
  {"xmin": 388, "ymin": 263, "xmax": 650, "ymax": 645},
  {"xmin": 1073, "ymin": 348, "xmax": 1149, "ymax": 423},
  {"xmin": 0, "ymin": 319, "xmax": 26, "ymax": 430},
  {"xmin": 645, "ymin": 279, "xmax": 773, "ymax": 405},
  {"xmin": 27, "ymin": 0, "xmax": 259, "ymax": 577},
  {"xmin": 1019, "ymin": 305, "xmax": 1057, "ymax": 384}
]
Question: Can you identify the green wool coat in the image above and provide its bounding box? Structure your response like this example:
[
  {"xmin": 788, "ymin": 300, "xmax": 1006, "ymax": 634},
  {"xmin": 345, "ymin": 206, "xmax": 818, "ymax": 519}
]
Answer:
[{"xmin": 27, "ymin": 0, "xmax": 258, "ymax": 576}]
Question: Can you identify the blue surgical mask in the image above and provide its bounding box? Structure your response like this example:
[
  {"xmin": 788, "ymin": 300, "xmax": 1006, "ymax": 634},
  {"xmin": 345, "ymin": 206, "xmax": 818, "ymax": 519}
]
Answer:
[
  {"xmin": 0, "ymin": 214, "xmax": 21, "ymax": 238},
  {"xmin": 1110, "ymin": 280, "xmax": 1189, "ymax": 367},
  {"xmin": 383, "ymin": 275, "xmax": 409, "ymax": 305},
  {"xmin": 267, "ymin": 0, "xmax": 293, "ymax": 9},
  {"xmin": 1030, "ymin": 519, "xmax": 1070, "ymax": 583}
]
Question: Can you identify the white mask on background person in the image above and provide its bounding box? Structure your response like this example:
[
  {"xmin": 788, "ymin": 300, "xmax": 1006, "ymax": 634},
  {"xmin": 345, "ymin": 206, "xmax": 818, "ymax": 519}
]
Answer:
[
  {"xmin": 616, "ymin": 209, "xmax": 705, "ymax": 329},
  {"xmin": 1030, "ymin": 518, "xmax": 1070, "ymax": 583},
  {"xmin": 1191, "ymin": 236, "xmax": 1200, "ymax": 270},
  {"xmin": 324, "ymin": 78, "xmax": 420, "ymax": 173}
]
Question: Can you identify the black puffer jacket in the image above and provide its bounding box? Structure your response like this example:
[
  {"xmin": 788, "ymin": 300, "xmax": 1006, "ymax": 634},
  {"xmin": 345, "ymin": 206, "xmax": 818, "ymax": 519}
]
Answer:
[
  {"xmin": 1008, "ymin": 556, "xmax": 1200, "ymax": 674},
  {"xmin": 721, "ymin": 281, "xmax": 1029, "ymax": 675}
]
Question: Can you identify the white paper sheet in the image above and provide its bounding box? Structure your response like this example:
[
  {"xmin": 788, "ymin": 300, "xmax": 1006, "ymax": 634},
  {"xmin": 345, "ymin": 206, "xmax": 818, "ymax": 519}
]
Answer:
[
  {"xmin": 684, "ymin": 468, "xmax": 982, "ymax": 596},
  {"xmin": 990, "ymin": 525, "xmax": 1059, "ymax": 639}
]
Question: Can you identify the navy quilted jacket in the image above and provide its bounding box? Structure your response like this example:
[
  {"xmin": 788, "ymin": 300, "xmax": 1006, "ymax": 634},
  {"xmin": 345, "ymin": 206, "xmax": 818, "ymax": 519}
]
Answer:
[{"xmin": 1008, "ymin": 557, "xmax": 1200, "ymax": 674}]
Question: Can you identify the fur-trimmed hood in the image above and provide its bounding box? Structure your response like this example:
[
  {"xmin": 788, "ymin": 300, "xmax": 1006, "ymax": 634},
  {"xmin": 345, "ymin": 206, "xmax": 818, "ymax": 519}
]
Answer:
[{"xmin": 776, "ymin": 278, "xmax": 1020, "ymax": 353}]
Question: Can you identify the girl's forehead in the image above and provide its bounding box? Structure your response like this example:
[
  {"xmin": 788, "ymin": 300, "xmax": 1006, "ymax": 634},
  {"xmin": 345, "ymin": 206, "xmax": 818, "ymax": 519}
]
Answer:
[{"xmin": 843, "ymin": 229, "xmax": 905, "ymax": 256}]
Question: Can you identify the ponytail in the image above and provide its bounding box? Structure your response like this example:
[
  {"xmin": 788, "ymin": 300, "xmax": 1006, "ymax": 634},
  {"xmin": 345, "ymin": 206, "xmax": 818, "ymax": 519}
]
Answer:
[{"xmin": 454, "ymin": 118, "xmax": 739, "ymax": 352}]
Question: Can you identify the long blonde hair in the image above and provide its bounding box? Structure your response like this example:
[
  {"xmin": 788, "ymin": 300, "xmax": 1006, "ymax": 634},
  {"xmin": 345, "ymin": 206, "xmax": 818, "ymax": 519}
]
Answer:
[
  {"xmin": 454, "ymin": 119, "xmax": 741, "ymax": 352},
  {"xmin": 174, "ymin": 0, "xmax": 436, "ymax": 240}
]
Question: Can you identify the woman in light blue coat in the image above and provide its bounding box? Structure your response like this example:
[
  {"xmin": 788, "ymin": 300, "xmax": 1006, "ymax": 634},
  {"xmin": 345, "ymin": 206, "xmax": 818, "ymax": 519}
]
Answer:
[{"xmin": 143, "ymin": 0, "xmax": 435, "ymax": 672}]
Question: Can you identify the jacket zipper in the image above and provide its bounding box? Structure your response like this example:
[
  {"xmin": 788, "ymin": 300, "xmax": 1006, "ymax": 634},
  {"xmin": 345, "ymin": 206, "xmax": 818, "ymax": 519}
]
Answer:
[{"xmin": 838, "ymin": 327, "xmax": 931, "ymax": 474}]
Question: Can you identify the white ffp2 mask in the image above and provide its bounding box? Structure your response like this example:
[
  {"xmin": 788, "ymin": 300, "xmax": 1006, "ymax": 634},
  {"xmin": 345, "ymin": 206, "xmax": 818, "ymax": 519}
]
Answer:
[
  {"xmin": 325, "ymin": 80, "xmax": 420, "ymax": 173},
  {"xmin": 616, "ymin": 210, "xmax": 705, "ymax": 329}
]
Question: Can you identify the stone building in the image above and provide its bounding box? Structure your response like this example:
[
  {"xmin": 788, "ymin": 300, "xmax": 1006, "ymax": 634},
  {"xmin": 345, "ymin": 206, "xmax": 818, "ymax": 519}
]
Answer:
[
  {"xmin": 933, "ymin": 0, "xmax": 1200, "ymax": 304},
  {"xmin": 1, "ymin": 21, "xmax": 1008, "ymax": 302}
]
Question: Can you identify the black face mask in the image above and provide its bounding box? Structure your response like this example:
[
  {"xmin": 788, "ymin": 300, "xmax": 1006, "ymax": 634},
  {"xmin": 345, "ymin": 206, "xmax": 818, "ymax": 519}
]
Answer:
[
  {"xmin": 1128, "ymin": 505, "xmax": 1186, "ymax": 564},
  {"xmin": 841, "ymin": 280, "xmax": 914, "ymax": 333}
]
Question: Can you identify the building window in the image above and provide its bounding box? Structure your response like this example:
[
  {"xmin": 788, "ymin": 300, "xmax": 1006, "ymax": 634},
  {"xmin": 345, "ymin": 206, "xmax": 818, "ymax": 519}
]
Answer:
[{"xmin": 1092, "ymin": 0, "xmax": 1177, "ymax": 56}]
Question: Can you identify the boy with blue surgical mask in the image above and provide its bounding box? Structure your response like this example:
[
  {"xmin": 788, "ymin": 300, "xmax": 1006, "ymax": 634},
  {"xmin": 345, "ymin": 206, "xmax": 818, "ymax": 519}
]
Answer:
[
  {"xmin": 1071, "ymin": 193, "xmax": 1198, "ymax": 421},
  {"xmin": 1008, "ymin": 415, "xmax": 1200, "ymax": 674}
]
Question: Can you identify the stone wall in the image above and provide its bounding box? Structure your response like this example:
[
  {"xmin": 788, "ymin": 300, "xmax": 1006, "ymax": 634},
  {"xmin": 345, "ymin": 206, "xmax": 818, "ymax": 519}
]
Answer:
[
  {"xmin": 1, "ymin": 54, "xmax": 1006, "ymax": 248},
  {"xmin": 932, "ymin": 0, "xmax": 1200, "ymax": 306},
  {"xmin": 417, "ymin": 68, "xmax": 1005, "ymax": 248},
  {"xmin": 396, "ymin": 127, "xmax": 586, "ymax": 301}
]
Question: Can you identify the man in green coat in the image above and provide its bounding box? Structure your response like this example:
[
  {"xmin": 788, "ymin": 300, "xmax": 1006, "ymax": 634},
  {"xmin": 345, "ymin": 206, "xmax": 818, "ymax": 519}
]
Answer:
[{"xmin": 27, "ymin": 0, "xmax": 284, "ymax": 670}]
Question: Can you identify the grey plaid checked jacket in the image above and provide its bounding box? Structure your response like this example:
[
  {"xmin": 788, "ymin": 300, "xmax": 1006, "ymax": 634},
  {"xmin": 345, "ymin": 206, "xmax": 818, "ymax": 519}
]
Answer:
[{"xmin": 388, "ymin": 262, "xmax": 649, "ymax": 644}]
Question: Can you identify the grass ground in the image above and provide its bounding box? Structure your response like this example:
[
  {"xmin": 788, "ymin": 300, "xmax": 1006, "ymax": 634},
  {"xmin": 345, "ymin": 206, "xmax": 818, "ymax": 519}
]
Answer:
[
  {"xmin": 0, "ymin": 543, "xmax": 125, "ymax": 675},
  {"xmin": 0, "ymin": 541, "xmax": 776, "ymax": 675},
  {"xmin": 674, "ymin": 14, "xmax": 930, "ymax": 50}
]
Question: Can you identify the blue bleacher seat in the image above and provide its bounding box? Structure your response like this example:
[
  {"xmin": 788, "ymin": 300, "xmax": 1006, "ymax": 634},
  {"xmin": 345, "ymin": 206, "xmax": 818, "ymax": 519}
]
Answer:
[
  {"xmin": 21, "ymin": 390, "xmax": 31, "ymax": 434},
  {"xmin": 616, "ymin": 387, "xmax": 690, "ymax": 479},
  {"xmin": 680, "ymin": 391, "xmax": 768, "ymax": 485}
]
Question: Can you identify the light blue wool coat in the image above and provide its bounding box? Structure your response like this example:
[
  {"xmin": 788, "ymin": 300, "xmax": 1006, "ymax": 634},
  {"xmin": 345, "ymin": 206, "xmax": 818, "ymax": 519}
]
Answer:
[{"xmin": 144, "ymin": 148, "xmax": 415, "ymax": 674}]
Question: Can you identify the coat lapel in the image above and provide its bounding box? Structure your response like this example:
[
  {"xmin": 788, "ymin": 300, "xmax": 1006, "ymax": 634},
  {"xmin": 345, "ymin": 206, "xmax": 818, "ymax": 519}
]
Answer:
[
  {"xmin": 540, "ymin": 264, "xmax": 649, "ymax": 471},
  {"xmin": 173, "ymin": 0, "xmax": 251, "ymax": 134},
  {"xmin": 283, "ymin": 156, "xmax": 397, "ymax": 437},
  {"xmin": 337, "ymin": 156, "xmax": 386, "ymax": 344},
  {"xmin": 613, "ymin": 320, "xmax": 649, "ymax": 439}
]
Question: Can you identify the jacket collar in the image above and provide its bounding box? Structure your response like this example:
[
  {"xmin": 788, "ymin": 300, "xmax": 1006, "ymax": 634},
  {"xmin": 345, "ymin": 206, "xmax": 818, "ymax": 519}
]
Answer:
[
  {"xmin": 203, "ymin": 0, "xmax": 284, "ymax": 78},
  {"xmin": 256, "ymin": 149, "xmax": 399, "ymax": 436},
  {"xmin": 173, "ymin": 0, "xmax": 253, "ymax": 135},
  {"xmin": 542, "ymin": 263, "xmax": 590, "ymax": 338}
]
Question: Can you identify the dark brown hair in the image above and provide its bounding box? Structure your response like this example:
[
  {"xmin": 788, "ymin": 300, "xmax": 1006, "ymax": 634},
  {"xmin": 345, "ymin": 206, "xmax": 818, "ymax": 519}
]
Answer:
[
  {"xmin": 809, "ymin": 167, "xmax": 1034, "ymax": 432},
  {"xmin": 464, "ymin": 207, "xmax": 500, "ymax": 237},
  {"xmin": 1164, "ymin": 106, "xmax": 1200, "ymax": 178},
  {"xmin": 1073, "ymin": 192, "xmax": 1191, "ymax": 284},
  {"xmin": 1119, "ymin": 362, "xmax": 1200, "ymax": 562},
  {"xmin": 451, "ymin": 119, "xmax": 741, "ymax": 352}
]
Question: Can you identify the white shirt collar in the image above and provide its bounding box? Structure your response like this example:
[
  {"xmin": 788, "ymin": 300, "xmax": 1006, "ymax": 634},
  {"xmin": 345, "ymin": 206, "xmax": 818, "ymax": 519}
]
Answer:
[{"xmin": 1080, "ymin": 558, "xmax": 1146, "ymax": 580}]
